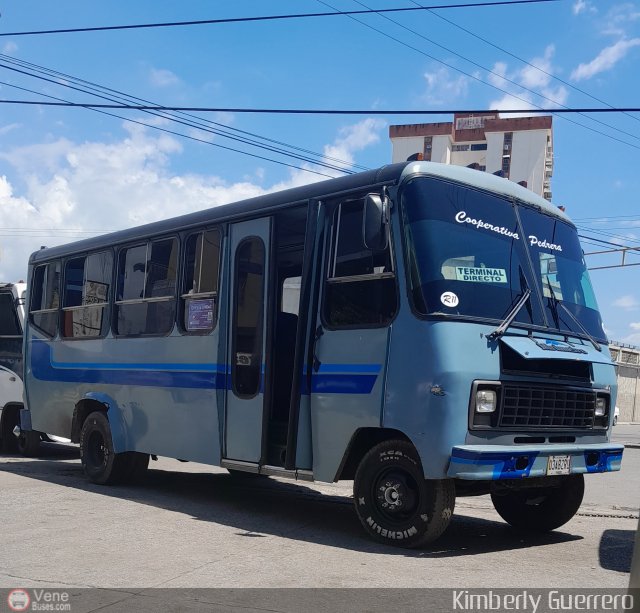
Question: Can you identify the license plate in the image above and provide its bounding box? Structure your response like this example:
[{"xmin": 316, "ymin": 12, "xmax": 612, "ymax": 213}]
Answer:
[{"xmin": 547, "ymin": 455, "xmax": 571, "ymax": 476}]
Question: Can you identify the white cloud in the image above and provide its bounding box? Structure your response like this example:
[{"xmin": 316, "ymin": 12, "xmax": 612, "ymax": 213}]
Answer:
[
  {"xmin": 322, "ymin": 118, "xmax": 386, "ymax": 172},
  {"xmin": 573, "ymin": 0, "xmax": 586, "ymax": 14},
  {"xmin": 488, "ymin": 46, "xmax": 568, "ymax": 115},
  {"xmin": 630, "ymin": 322, "xmax": 640, "ymax": 330},
  {"xmin": 622, "ymin": 331, "xmax": 640, "ymax": 346},
  {"xmin": 613, "ymin": 295, "xmax": 639, "ymax": 310},
  {"xmin": 149, "ymin": 68, "xmax": 181, "ymax": 87},
  {"xmin": 0, "ymin": 120, "xmax": 384, "ymax": 280},
  {"xmin": 0, "ymin": 123, "xmax": 21, "ymax": 137},
  {"xmin": 421, "ymin": 67, "xmax": 470, "ymax": 105},
  {"xmin": 2, "ymin": 42, "xmax": 17, "ymax": 54},
  {"xmin": 572, "ymin": 0, "xmax": 596, "ymax": 15},
  {"xmin": 602, "ymin": 3, "xmax": 640, "ymax": 36},
  {"xmin": 570, "ymin": 38, "xmax": 640, "ymax": 81}
]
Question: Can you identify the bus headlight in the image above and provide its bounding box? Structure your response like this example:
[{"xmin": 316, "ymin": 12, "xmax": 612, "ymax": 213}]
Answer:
[
  {"xmin": 595, "ymin": 397, "xmax": 606, "ymax": 417},
  {"xmin": 476, "ymin": 390, "xmax": 497, "ymax": 413}
]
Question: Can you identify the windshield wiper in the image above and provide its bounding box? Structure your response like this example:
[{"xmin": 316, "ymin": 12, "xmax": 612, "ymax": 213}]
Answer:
[
  {"xmin": 487, "ymin": 287, "xmax": 532, "ymax": 341},
  {"xmin": 545, "ymin": 278, "xmax": 602, "ymax": 352}
]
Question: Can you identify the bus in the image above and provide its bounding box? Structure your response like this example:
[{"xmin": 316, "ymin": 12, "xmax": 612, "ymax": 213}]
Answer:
[
  {"xmin": 0, "ymin": 281, "xmax": 40, "ymax": 455},
  {"xmin": 17, "ymin": 161, "xmax": 623, "ymax": 547}
]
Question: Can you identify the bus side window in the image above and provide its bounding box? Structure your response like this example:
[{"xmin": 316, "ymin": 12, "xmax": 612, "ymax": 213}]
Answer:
[
  {"xmin": 114, "ymin": 238, "xmax": 178, "ymax": 336},
  {"xmin": 30, "ymin": 261, "xmax": 61, "ymax": 338},
  {"xmin": 181, "ymin": 228, "xmax": 221, "ymax": 334},
  {"xmin": 62, "ymin": 252, "xmax": 113, "ymax": 339},
  {"xmin": 324, "ymin": 199, "xmax": 397, "ymax": 327}
]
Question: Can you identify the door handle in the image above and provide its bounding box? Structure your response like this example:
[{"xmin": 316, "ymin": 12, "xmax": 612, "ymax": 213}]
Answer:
[{"xmin": 312, "ymin": 325, "xmax": 324, "ymax": 372}]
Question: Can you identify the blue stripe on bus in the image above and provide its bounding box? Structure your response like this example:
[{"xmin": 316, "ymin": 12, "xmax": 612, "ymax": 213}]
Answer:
[{"xmin": 30, "ymin": 341, "xmax": 381, "ymax": 394}]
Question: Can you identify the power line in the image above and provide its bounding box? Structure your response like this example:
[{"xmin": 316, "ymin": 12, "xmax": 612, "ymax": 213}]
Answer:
[
  {"xmin": 0, "ymin": 0, "xmax": 561, "ymax": 37},
  {"xmin": 336, "ymin": 0, "xmax": 640, "ymax": 144},
  {"xmin": 417, "ymin": 0, "xmax": 640, "ymax": 126},
  {"xmin": 315, "ymin": 0, "xmax": 640, "ymax": 152},
  {"xmin": 0, "ymin": 56, "xmax": 367, "ymax": 177},
  {"xmin": 0, "ymin": 83, "xmax": 339, "ymax": 179},
  {"xmin": 2, "ymin": 99, "xmax": 640, "ymax": 114},
  {"xmin": 0, "ymin": 53, "xmax": 369, "ymax": 173},
  {"xmin": 576, "ymin": 226, "xmax": 640, "ymax": 246},
  {"xmin": 574, "ymin": 214, "xmax": 640, "ymax": 222},
  {"xmin": 0, "ymin": 61, "xmax": 356, "ymax": 175}
]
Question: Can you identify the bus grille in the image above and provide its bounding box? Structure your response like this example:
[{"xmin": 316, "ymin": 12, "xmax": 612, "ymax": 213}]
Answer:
[{"xmin": 499, "ymin": 385, "xmax": 596, "ymax": 429}]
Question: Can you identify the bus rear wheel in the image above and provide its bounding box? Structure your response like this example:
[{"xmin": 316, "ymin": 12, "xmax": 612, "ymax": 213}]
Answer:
[
  {"xmin": 353, "ymin": 440, "xmax": 455, "ymax": 548},
  {"xmin": 490, "ymin": 474, "xmax": 584, "ymax": 532},
  {"xmin": 80, "ymin": 411, "xmax": 144, "ymax": 485}
]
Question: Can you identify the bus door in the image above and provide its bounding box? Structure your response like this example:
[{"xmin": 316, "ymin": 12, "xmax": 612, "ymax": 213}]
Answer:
[
  {"xmin": 308, "ymin": 195, "xmax": 397, "ymax": 482},
  {"xmin": 224, "ymin": 218, "xmax": 272, "ymax": 463}
]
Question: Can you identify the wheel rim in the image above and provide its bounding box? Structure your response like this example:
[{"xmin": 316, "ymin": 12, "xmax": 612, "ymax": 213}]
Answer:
[
  {"xmin": 87, "ymin": 430, "xmax": 106, "ymax": 468},
  {"xmin": 372, "ymin": 468, "xmax": 420, "ymax": 524}
]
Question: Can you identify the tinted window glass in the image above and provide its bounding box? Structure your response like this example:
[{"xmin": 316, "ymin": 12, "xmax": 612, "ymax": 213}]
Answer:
[
  {"xmin": 115, "ymin": 239, "xmax": 178, "ymax": 336},
  {"xmin": 64, "ymin": 258, "xmax": 84, "ymax": 308},
  {"xmin": 519, "ymin": 207, "xmax": 606, "ymax": 341},
  {"xmin": 331, "ymin": 201, "xmax": 392, "ymax": 278},
  {"xmin": 62, "ymin": 252, "xmax": 112, "ymax": 339},
  {"xmin": 30, "ymin": 262, "xmax": 60, "ymax": 337},
  {"xmin": 182, "ymin": 229, "xmax": 221, "ymax": 333},
  {"xmin": 324, "ymin": 199, "xmax": 396, "ymax": 327},
  {"xmin": 401, "ymin": 177, "xmax": 543, "ymax": 326},
  {"xmin": 232, "ymin": 238, "xmax": 265, "ymax": 398},
  {"xmin": 118, "ymin": 244, "xmax": 147, "ymax": 302},
  {"xmin": 146, "ymin": 239, "xmax": 178, "ymax": 298},
  {"xmin": 0, "ymin": 293, "xmax": 21, "ymax": 336}
]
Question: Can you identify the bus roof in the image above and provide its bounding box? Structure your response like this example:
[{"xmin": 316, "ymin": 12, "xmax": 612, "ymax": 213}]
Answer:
[
  {"xmin": 401, "ymin": 162, "xmax": 569, "ymax": 222},
  {"xmin": 30, "ymin": 161, "xmax": 570, "ymax": 264}
]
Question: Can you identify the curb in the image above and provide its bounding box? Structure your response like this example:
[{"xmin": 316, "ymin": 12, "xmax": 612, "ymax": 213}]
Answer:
[{"xmin": 625, "ymin": 444, "xmax": 640, "ymax": 449}]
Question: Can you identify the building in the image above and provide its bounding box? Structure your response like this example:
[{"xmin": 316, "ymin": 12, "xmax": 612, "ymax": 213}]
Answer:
[
  {"xmin": 609, "ymin": 342, "xmax": 640, "ymax": 423},
  {"xmin": 389, "ymin": 113, "xmax": 554, "ymax": 200}
]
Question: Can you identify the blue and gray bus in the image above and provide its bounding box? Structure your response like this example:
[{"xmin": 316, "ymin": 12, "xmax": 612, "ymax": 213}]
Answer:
[{"xmin": 19, "ymin": 161, "xmax": 623, "ymax": 547}]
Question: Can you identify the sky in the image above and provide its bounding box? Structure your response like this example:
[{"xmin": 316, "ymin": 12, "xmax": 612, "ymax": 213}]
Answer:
[{"xmin": 0, "ymin": 0, "xmax": 639, "ymax": 344}]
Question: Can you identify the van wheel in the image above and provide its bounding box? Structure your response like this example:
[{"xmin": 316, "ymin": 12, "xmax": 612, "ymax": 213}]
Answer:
[
  {"xmin": 491, "ymin": 474, "xmax": 584, "ymax": 532},
  {"xmin": 353, "ymin": 440, "xmax": 455, "ymax": 548},
  {"xmin": 80, "ymin": 411, "xmax": 130, "ymax": 485},
  {"xmin": 16, "ymin": 429, "xmax": 41, "ymax": 457}
]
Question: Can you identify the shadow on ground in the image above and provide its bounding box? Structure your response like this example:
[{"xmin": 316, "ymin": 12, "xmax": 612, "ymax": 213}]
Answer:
[{"xmin": 0, "ymin": 445, "xmax": 583, "ymax": 558}]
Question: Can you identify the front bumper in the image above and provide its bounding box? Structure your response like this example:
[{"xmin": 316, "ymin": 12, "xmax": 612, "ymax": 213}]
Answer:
[{"xmin": 447, "ymin": 443, "xmax": 623, "ymax": 480}]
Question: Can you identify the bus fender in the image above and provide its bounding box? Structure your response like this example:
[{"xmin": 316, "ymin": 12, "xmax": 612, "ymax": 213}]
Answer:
[{"xmin": 76, "ymin": 392, "xmax": 128, "ymax": 453}]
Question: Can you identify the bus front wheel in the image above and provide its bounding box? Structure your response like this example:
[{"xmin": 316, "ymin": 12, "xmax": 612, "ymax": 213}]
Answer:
[
  {"xmin": 353, "ymin": 440, "xmax": 455, "ymax": 548},
  {"xmin": 490, "ymin": 474, "xmax": 585, "ymax": 532},
  {"xmin": 80, "ymin": 411, "xmax": 146, "ymax": 485}
]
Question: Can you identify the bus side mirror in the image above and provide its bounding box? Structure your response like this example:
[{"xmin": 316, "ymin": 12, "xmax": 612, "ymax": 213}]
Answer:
[{"xmin": 362, "ymin": 193, "xmax": 389, "ymax": 252}]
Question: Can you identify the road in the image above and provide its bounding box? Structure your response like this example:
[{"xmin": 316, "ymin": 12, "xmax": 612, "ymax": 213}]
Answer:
[
  {"xmin": 0, "ymin": 430, "xmax": 637, "ymax": 595},
  {"xmin": 613, "ymin": 423, "xmax": 640, "ymax": 448}
]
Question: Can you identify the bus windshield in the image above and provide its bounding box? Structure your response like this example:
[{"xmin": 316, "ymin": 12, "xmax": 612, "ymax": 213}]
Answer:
[{"xmin": 401, "ymin": 176, "xmax": 606, "ymax": 342}]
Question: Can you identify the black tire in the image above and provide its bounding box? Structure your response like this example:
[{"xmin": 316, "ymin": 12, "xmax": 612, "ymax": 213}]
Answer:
[
  {"xmin": 613, "ymin": 415, "xmax": 618, "ymax": 426},
  {"xmin": 353, "ymin": 440, "xmax": 455, "ymax": 548},
  {"xmin": 16, "ymin": 429, "xmax": 41, "ymax": 457},
  {"xmin": 79, "ymin": 411, "xmax": 131, "ymax": 485},
  {"xmin": 0, "ymin": 408, "xmax": 19, "ymax": 454},
  {"xmin": 491, "ymin": 474, "xmax": 585, "ymax": 532}
]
